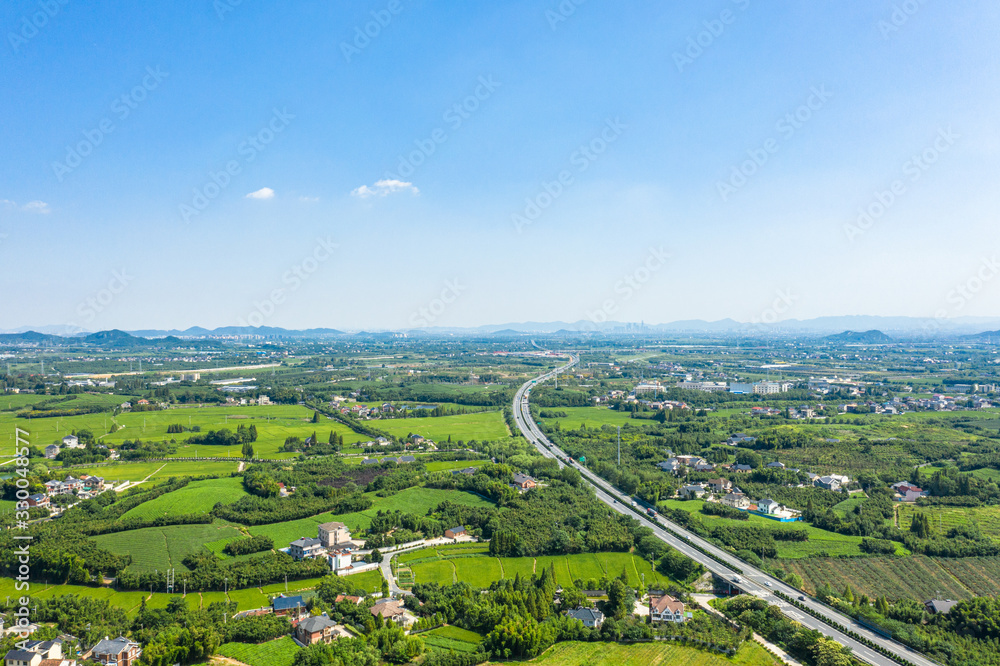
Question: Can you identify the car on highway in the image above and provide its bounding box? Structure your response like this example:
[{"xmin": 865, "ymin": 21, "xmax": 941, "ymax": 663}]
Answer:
[
  {"xmin": 765, "ymin": 581, "xmax": 772, "ymax": 587},
  {"xmin": 799, "ymin": 595, "xmax": 807, "ymax": 601}
]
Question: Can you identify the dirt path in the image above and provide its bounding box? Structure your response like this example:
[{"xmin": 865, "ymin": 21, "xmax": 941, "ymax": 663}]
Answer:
[{"xmin": 237, "ymin": 461, "xmax": 245, "ymax": 472}]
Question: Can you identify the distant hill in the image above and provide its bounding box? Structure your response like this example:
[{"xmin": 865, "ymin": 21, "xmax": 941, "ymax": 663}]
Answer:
[
  {"xmin": 823, "ymin": 330, "xmax": 893, "ymax": 344},
  {"xmin": 0, "ymin": 331, "xmax": 63, "ymax": 344},
  {"xmin": 959, "ymin": 330, "xmax": 1000, "ymax": 343}
]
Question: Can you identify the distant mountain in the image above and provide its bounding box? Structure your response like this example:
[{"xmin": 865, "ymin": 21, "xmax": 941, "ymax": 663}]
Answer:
[
  {"xmin": 0, "ymin": 330, "xmax": 63, "ymax": 344},
  {"xmin": 959, "ymin": 330, "xmax": 1000, "ymax": 343},
  {"xmin": 823, "ymin": 330, "xmax": 893, "ymax": 344}
]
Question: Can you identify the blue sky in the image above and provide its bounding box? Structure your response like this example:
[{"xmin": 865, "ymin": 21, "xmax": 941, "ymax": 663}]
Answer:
[{"xmin": 1, "ymin": 0, "xmax": 998, "ymax": 331}]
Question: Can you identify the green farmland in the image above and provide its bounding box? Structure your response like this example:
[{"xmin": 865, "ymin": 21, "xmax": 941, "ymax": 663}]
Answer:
[
  {"xmin": 92, "ymin": 523, "xmax": 243, "ymax": 573},
  {"xmin": 490, "ymin": 640, "xmax": 781, "ymax": 666},
  {"xmin": 248, "ymin": 486, "xmax": 494, "ymax": 547},
  {"xmin": 217, "ymin": 637, "xmax": 299, "ymax": 666},
  {"xmin": 404, "ymin": 550, "xmax": 675, "ymax": 589},
  {"xmin": 122, "ymin": 477, "xmax": 249, "ymax": 518},
  {"xmin": 656, "ymin": 499, "xmax": 904, "ymax": 558},
  {"xmin": 374, "ymin": 411, "xmax": 509, "ymax": 442}
]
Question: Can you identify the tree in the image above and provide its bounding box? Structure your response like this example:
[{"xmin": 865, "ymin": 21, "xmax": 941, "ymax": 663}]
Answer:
[
  {"xmin": 312, "ymin": 411, "xmax": 320, "ymax": 423},
  {"xmin": 242, "ymin": 441, "xmax": 254, "ymax": 459},
  {"xmin": 605, "ymin": 579, "xmax": 635, "ymax": 620}
]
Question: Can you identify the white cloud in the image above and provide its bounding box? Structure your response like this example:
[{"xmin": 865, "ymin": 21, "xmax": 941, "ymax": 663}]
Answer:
[
  {"xmin": 246, "ymin": 187, "xmax": 275, "ymax": 200},
  {"xmin": 21, "ymin": 201, "xmax": 50, "ymax": 214},
  {"xmin": 351, "ymin": 179, "xmax": 419, "ymax": 199}
]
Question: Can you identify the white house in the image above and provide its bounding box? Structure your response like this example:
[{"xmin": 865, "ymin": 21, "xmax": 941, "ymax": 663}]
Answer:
[
  {"xmin": 650, "ymin": 595, "xmax": 686, "ymax": 623},
  {"xmin": 62, "ymin": 435, "xmax": 82, "ymax": 449},
  {"xmin": 757, "ymin": 498, "xmax": 782, "ymax": 515},
  {"xmin": 328, "ymin": 549, "xmax": 353, "ymax": 572}
]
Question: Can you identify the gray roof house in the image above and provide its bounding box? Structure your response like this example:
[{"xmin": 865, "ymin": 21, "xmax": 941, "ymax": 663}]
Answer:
[{"xmin": 566, "ymin": 606, "xmax": 604, "ymax": 628}]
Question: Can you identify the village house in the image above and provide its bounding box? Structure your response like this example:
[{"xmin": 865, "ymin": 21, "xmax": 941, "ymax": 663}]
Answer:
[
  {"xmin": 766, "ymin": 461, "xmax": 786, "ymax": 470},
  {"xmin": 272, "ymin": 595, "xmax": 307, "ymax": 617},
  {"xmin": 721, "ymin": 492, "xmax": 751, "ymax": 509},
  {"xmin": 756, "ymin": 498, "xmax": 783, "ymax": 516},
  {"xmin": 707, "ymin": 478, "xmax": 732, "ymax": 494},
  {"xmin": 318, "ymin": 521, "xmax": 351, "ymax": 548},
  {"xmin": 27, "ymin": 494, "xmax": 49, "ymax": 508},
  {"xmin": 289, "ymin": 537, "xmax": 325, "ymax": 560},
  {"xmin": 732, "ymin": 464, "xmax": 753, "ymax": 473},
  {"xmin": 565, "ymin": 607, "xmax": 604, "ymax": 628},
  {"xmin": 924, "ymin": 599, "xmax": 959, "ymax": 614},
  {"xmin": 334, "ymin": 594, "xmax": 363, "ymax": 605},
  {"xmin": 451, "ymin": 467, "xmax": 478, "ymax": 476},
  {"xmin": 444, "ymin": 526, "xmax": 466, "ymax": 539},
  {"xmin": 294, "ymin": 615, "xmax": 343, "ymax": 645},
  {"xmin": 649, "ymin": 595, "xmax": 686, "ymax": 623},
  {"xmin": 370, "ymin": 598, "xmax": 407, "ymax": 625},
  {"xmin": 90, "ymin": 636, "xmax": 141, "ymax": 666},
  {"xmin": 44, "ymin": 444, "xmax": 60, "ymax": 459},
  {"xmin": 328, "ymin": 549, "xmax": 353, "ymax": 573},
  {"xmin": 511, "ymin": 473, "xmax": 537, "ymax": 491},
  {"xmin": 679, "ymin": 484, "xmax": 706, "ymax": 500},
  {"xmin": 3, "ymin": 639, "xmax": 74, "ymax": 666},
  {"xmin": 657, "ymin": 459, "xmax": 682, "ymax": 474},
  {"xmin": 61, "ymin": 435, "xmax": 81, "ymax": 449}
]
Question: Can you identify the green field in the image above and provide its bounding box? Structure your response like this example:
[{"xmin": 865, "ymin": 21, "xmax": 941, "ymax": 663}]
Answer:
[
  {"xmin": 374, "ymin": 411, "xmax": 509, "ymax": 442},
  {"xmin": 217, "ymin": 637, "xmax": 299, "ymax": 666},
  {"xmin": 69, "ymin": 460, "xmax": 241, "ymax": 483},
  {"xmin": 424, "ymin": 459, "xmax": 488, "ymax": 472},
  {"xmin": 407, "ymin": 551, "xmax": 676, "ymax": 589},
  {"xmin": 92, "ymin": 523, "xmax": 243, "ymax": 573},
  {"xmin": 122, "ymin": 477, "xmax": 249, "ymax": 519},
  {"xmin": 491, "ymin": 640, "xmax": 780, "ymax": 666},
  {"xmin": 898, "ymin": 503, "xmax": 1000, "ymax": 543},
  {"xmin": 419, "ymin": 625, "xmax": 483, "ymax": 653},
  {"xmin": 247, "ymin": 486, "xmax": 493, "ymax": 547},
  {"xmin": 657, "ymin": 499, "xmax": 903, "ymax": 558},
  {"xmin": 539, "ymin": 406, "xmax": 637, "ymax": 430}
]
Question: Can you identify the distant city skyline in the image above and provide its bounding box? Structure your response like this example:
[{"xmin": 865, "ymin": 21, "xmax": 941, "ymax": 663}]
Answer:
[{"xmin": 2, "ymin": 1, "xmax": 999, "ymax": 330}]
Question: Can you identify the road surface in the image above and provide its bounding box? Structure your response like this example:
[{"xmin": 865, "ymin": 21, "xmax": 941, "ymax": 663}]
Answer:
[{"xmin": 512, "ymin": 353, "xmax": 935, "ymax": 666}]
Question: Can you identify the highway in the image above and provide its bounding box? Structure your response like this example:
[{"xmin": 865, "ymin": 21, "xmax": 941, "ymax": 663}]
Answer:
[{"xmin": 512, "ymin": 353, "xmax": 936, "ymax": 666}]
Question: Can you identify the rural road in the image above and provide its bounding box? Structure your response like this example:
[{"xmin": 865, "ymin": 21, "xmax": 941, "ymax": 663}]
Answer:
[{"xmin": 512, "ymin": 354, "xmax": 937, "ymax": 666}]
